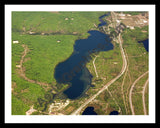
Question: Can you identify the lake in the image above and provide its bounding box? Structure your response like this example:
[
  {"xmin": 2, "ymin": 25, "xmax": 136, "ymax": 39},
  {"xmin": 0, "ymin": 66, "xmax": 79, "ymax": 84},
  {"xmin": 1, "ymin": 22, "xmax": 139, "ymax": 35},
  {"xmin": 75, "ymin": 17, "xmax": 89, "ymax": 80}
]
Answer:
[{"xmin": 54, "ymin": 13, "xmax": 113, "ymax": 99}]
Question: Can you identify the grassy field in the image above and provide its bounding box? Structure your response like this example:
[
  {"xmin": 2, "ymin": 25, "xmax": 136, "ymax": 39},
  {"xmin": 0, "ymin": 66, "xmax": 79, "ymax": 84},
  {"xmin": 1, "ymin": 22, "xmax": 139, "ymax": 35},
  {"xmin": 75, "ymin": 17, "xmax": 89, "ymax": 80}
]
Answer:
[
  {"xmin": 11, "ymin": 11, "xmax": 107, "ymax": 115},
  {"xmin": 12, "ymin": 11, "xmax": 105, "ymax": 35},
  {"xmin": 12, "ymin": 33, "xmax": 77, "ymax": 84}
]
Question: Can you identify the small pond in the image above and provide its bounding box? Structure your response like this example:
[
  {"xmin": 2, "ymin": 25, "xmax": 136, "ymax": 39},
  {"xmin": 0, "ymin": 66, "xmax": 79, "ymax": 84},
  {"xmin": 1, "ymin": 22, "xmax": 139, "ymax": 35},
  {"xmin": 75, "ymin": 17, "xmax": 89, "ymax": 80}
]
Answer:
[
  {"xmin": 109, "ymin": 111, "xmax": 119, "ymax": 115},
  {"xmin": 82, "ymin": 107, "xmax": 97, "ymax": 115}
]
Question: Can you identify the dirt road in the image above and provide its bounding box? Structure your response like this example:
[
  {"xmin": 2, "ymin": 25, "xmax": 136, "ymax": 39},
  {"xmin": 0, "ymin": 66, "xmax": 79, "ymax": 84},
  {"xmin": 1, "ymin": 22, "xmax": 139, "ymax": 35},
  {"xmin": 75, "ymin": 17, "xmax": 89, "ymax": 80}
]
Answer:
[
  {"xmin": 129, "ymin": 71, "xmax": 149, "ymax": 115},
  {"xmin": 142, "ymin": 78, "xmax": 149, "ymax": 115},
  {"xmin": 19, "ymin": 44, "xmax": 56, "ymax": 91},
  {"xmin": 93, "ymin": 55, "xmax": 98, "ymax": 78}
]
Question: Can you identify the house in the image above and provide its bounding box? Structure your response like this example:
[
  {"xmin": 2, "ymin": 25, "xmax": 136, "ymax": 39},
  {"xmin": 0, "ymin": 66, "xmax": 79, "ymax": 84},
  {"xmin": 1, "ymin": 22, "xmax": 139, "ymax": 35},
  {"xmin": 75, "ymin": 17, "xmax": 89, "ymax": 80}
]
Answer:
[
  {"xmin": 13, "ymin": 40, "xmax": 19, "ymax": 44},
  {"xmin": 126, "ymin": 25, "xmax": 134, "ymax": 29},
  {"xmin": 119, "ymin": 13, "xmax": 125, "ymax": 17},
  {"xmin": 16, "ymin": 65, "xmax": 21, "ymax": 68},
  {"xmin": 143, "ymin": 20, "xmax": 148, "ymax": 23},
  {"xmin": 116, "ymin": 20, "xmax": 120, "ymax": 23},
  {"xmin": 130, "ymin": 26, "xmax": 134, "ymax": 29},
  {"xmin": 29, "ymin": 31, "xmax": 35, "ymax": 35},
  {"xmin": 119, "ymin": 16, "xmax": 125, "ymax": 19}
]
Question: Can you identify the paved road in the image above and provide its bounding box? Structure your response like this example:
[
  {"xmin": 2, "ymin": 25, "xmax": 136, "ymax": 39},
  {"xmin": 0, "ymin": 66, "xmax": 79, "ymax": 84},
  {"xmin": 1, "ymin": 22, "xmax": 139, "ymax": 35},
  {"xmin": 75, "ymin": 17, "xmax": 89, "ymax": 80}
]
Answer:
[
  {"xmin": 71, "ymin": 12, "xmax": 127, "ymax": 115},
  {"xmin": 129, "ymin": 71, "xmax": 149, "ymax": 115}
]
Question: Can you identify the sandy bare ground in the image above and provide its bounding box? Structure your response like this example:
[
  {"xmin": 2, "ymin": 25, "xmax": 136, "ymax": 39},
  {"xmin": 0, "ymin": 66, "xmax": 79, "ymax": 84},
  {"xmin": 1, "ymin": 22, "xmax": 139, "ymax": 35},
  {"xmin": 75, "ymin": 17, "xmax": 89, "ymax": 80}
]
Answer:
[{"xmin": 26, "ymin": 105, "xmax": 37, "ymax": 115}]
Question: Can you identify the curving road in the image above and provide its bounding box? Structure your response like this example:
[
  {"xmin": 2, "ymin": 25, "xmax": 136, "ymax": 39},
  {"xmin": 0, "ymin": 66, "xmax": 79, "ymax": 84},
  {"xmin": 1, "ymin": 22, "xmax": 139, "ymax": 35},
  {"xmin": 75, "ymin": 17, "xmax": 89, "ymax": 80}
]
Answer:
[
  {"xmin": 129, "ymin": 71, "xmax": 149, "ymax": 115},
  {"xmin": 142, "ymin": 78, "xmax": 149, "ymax": 115},
  {"xmin": 19, "ymin": 45, "xmax": 56, "ymax": 90}
]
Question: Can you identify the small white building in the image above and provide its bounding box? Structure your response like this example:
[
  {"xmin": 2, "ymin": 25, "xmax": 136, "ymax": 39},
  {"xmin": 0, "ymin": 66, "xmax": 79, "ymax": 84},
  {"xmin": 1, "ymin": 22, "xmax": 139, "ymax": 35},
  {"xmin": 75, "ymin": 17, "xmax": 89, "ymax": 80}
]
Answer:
[
  {"xmin": 13, "ymin": 40, "xmax": 19, "ymax": 44},
  {"xmin": 130, "ymin": 26, "xmax": 134, "ymax": 29},
  {"xmin": 116, "ymin": 20, "xmax": 120, "ymax": 23},
  {"xmin": 16, "ymin": 65, "xmax": 21, "ymax": 68},
  {"xmin": 119, "ymin": 13, "xmax": 125, "ymax": 17},
  {"xmin": 143, "ymin": 20, "xmax": 148, "ymax": 23},
  {"xmin": 29, "ymin": 31, "xmax": 35, "ymax": 34}
]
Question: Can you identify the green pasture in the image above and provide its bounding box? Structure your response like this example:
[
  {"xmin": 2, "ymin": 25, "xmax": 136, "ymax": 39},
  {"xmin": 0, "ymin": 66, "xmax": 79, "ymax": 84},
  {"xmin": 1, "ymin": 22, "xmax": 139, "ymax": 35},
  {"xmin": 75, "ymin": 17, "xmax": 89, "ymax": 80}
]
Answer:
[
  {"xmin": 12, "ymin": 11, "xmax": 106, "ymax": 115},
  {"xmin": 12, "ymin": 11, "xmax": 105, "ymax": 34}
]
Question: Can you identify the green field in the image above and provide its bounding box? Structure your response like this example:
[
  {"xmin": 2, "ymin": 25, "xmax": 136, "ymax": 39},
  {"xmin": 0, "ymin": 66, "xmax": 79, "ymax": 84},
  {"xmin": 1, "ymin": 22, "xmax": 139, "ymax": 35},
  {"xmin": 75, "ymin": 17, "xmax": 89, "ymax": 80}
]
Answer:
[
  {"xmin": 11, "ymin": 11, "xmax": 106, "ymax": 115},
  {"xmin": 12, "ymin": 11, "xmax": 105, "ymax": 35}
]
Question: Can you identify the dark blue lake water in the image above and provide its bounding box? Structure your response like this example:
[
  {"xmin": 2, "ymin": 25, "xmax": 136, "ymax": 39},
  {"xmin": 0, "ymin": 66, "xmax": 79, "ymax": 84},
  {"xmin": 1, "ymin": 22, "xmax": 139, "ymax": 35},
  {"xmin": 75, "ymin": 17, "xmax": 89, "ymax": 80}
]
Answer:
[
  {"xmin": 54, "ymin": 13, "xmax": 113, "ymax": 99},
  {"xmin": 138, "ymin": 39, "xmax": 149, "ymax": 52},
  {"xmin": 82, "ymin": 107, "xmax": 97, "ymax": 115},
  {"xmin": 98, "ymin": 13, "xmax": 110, "ymax": 27}
]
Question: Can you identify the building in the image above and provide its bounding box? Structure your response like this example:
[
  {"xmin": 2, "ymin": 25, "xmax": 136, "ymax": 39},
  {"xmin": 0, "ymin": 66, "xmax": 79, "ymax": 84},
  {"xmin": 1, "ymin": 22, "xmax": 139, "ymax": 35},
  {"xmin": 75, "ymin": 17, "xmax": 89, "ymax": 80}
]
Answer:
[
  {"xmin": 16, "ymin": 65, "xmax": 21, "ymax": 68},
  {"xmin": 13, "ymin": 40, "xmax": 19, "ymax": 44},
  {"xmin": 29, "ymin": 31, "xmax": 35, "ymax": 35},
  {"xmin": 130, "ymin": 26, "xmax": 134, "ymax": 29},
  {"xmin": 119, "ymin": 13, "xmax": 125, "ymax": 17},
  {"xmin": 143, "ymin": 20, "xmax": 148, "ymax": 23}
]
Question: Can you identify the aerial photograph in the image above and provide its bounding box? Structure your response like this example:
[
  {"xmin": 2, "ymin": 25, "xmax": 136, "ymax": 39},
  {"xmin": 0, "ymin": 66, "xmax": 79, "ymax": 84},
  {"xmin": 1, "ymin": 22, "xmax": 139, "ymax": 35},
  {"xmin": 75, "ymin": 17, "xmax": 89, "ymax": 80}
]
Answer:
[{"xmin": 11, "ymin": 10, "xmax": 149, "ymax": 116}]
